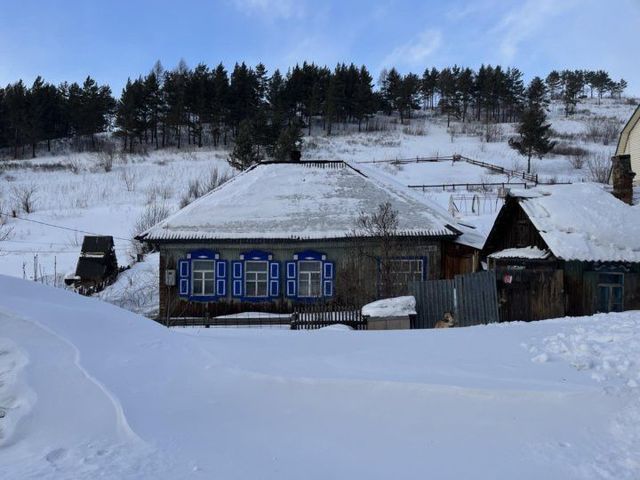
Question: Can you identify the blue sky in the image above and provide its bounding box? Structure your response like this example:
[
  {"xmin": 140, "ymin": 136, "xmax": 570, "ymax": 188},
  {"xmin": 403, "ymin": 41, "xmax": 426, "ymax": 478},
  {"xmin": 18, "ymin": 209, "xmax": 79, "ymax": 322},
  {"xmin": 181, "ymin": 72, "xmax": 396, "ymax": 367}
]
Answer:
[{"xmin": 2, "ymin": 0, "xmax": 640, "ymax": 95}]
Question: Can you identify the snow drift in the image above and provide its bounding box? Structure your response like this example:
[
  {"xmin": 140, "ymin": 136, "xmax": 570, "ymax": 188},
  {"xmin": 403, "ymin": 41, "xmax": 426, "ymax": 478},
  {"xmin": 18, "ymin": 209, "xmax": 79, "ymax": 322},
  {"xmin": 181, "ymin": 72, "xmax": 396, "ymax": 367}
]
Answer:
[{"xmin": 0, "ymin": 275, "xmax": 638, "ymax": 479}]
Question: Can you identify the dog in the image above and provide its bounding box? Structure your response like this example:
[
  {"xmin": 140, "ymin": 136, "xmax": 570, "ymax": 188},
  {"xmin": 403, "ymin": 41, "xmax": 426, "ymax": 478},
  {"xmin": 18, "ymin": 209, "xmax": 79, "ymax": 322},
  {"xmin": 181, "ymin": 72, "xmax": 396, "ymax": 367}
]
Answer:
[{"xmin": 435, "ymin": 312, "xmax": 456, "ymax": 329}]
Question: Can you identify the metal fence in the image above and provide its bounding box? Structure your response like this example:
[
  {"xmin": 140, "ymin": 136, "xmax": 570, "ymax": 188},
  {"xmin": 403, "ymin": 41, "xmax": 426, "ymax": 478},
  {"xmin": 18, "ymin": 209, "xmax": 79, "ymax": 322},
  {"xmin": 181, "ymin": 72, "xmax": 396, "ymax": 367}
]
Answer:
[{"xmin": 410, "ymin": 271, "xmax": 499, "ymax": 329}]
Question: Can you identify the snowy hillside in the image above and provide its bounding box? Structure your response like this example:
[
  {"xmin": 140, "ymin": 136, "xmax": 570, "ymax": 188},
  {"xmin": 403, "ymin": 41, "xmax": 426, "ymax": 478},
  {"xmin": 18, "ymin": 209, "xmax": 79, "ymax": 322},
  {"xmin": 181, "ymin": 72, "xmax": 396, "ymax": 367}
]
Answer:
[
  {"xmin": 0, "ymin": 275, "xmax": 638, "ymax": 479},
  {"xmin": 0, "ymin": 98, "xmax": 635, "ymax": 308}
]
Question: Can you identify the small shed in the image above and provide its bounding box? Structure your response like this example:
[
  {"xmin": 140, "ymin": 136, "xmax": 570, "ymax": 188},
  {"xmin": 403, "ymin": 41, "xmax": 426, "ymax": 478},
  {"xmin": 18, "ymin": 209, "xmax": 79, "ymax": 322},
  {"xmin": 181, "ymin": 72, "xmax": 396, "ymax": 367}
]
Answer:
[
  {"xmin": 72, "ymin": 236, "xmax": 118, "ymax": 290},
  {"xmin": 483, "ymin": 183, "xmax": 640, "ymax": 322}
]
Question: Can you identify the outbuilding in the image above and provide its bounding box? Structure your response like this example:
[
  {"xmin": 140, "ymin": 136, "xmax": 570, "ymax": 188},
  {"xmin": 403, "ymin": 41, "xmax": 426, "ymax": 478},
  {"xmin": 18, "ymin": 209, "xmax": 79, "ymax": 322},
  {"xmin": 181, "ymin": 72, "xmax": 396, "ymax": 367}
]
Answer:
[{"xmin": 482, "ymin": 183, "xmax": 640, "ymax": 322}]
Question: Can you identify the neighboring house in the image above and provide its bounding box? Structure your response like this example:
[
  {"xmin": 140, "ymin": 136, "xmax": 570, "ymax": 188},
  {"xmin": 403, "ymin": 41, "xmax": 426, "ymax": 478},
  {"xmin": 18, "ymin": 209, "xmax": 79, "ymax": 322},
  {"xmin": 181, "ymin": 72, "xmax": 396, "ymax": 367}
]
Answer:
[
  {"xmin": 616, "ymin": 105, "xmax": 640, "ymax": 183},
  {"xmin": 67, "ymin": 236, "xmax": 119, "ymax": 292},
  {"xmin": 138, "ymin": 160, "xmax": 477, "ymax": 320},
  {"xmin": 482, "ymin": 183, "xmax": 640, "ymax": 322}
]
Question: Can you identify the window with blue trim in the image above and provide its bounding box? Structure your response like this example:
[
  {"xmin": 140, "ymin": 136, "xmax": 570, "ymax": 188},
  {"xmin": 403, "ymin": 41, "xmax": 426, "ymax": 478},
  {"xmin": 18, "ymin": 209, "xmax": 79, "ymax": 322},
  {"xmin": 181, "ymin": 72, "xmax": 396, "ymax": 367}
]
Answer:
[
  {"xmin": 232, "ymin": 250, "xmax": 280, "ymax": 300},
  {"xmin": 192, "ymin": 260, "xmax": 215, "ymax": 295},
  {"xmin": 285, "ymin": 250, "xmax": 334, "ymax": 300},
  {"xmin": 177, "ymin": 249, "xmax": 226, "ymax": 300}
]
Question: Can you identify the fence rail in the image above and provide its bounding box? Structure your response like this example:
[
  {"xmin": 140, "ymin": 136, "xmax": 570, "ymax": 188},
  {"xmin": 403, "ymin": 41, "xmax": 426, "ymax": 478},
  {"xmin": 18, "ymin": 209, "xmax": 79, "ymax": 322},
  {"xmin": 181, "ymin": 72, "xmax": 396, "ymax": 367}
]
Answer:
[
  {"xmin": 354, "ymin": 154, "xmax": 559, "ymax": 186},
  {"xmin": 409, "ymin": 181, "xmax": 530, "ymax": 192}
]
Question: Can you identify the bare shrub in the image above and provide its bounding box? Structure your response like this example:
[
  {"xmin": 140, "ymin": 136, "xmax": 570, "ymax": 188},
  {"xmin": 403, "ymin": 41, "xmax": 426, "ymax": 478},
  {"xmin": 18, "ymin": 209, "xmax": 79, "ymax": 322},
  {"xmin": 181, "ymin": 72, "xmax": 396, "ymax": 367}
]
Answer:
[
  {"xmin": 402, "ymin": 125, "xmax": 427, "ymax": 136},
  {"xmin": 120, "ymin": 167, "xmax": 138, "ymax": 192},
  {"xmin": 587, "ymin": 153, "xmax": 612, "ymax": 183},
  {"xmin": 68, "ymin": 155, "xmax": 83, "ymax": 174},
  {"xmin": 145, "ymin": 183, "xmax": 173, "ymax": 204},
  {"xmin": 553, "ymin": 142, "xmax": 589, "ymax": 157},
  {"xmin": 552, "ymin": 142, "xmax": 589, "ymax": 169},
  {"xmin": 584, "ymin": 117, "xmax": 623, "ymax": 145},
  {"xmin": 97, "ymin": 148, "xmax": 116, "ymax": 173},
  {"xmin": 12, "ymin": 184, "xmax": 38, "ymax": 213},
  {"xmin": 179, "ymin": 167, "xmax": 231, "ymax": 208},
  {"xmin": 133, "ymin": 201, "xmax": 170, "ymax": 236},
  {"xmin": 483, "ymin": 123, "xmax": 504, "ymax": 143}
]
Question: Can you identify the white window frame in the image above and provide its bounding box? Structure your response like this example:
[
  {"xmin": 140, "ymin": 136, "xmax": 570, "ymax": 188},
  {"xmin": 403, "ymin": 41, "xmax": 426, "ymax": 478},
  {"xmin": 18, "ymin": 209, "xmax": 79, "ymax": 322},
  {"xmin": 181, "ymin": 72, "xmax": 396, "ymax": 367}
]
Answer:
[
  {"xmin": 389, "ymin": 258, "xmax": 424, "ymax": 285},
  {"xmin": 298, "ymin": 260, "xmax": 322, "ymax": 298},
  {"xmin": 191, "ymin": 260, "xmax": 216, "ymax": 296},
  {"xmin": 245, "ymin": 260, "xmax": 269, "ymax": 298}
]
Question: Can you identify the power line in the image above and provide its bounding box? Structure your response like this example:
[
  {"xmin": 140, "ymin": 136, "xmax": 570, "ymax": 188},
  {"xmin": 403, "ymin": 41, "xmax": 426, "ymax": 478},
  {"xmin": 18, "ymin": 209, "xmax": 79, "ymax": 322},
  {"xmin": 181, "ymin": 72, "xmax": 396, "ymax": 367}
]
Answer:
[{"xmin": 0, "ymin": 210, "xmax": 136, "ymax": 243}]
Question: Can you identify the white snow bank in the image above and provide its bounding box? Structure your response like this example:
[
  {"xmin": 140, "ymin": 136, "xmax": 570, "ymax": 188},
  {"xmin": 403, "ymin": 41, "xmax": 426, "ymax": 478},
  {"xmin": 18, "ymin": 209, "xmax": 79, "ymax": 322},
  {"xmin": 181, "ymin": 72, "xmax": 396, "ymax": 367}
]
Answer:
[
  {"xmin": 362, "ymin": 296, "xmax": 417, "ymax": 317},
  {"xmin": 0, "ymin": 275, "xmax": 639, "ymax": 479},
  {"xmin": 97, "ymin": 252, "xmax": 159, "ymax": 317}
]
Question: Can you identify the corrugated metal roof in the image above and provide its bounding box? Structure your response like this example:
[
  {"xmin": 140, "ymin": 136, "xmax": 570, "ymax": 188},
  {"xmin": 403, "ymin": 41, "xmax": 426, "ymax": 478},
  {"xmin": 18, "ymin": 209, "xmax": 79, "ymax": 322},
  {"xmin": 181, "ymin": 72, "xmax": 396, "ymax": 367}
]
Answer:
[{"xmin": 141, "ymin": 161, "xmax": 460, "ymax": 242}]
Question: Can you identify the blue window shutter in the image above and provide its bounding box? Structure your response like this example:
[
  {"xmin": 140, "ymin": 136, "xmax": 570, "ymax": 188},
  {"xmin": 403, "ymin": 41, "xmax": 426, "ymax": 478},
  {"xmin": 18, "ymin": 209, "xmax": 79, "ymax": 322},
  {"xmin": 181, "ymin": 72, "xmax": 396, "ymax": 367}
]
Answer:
[
  {"xmin": 269, "ymin": 261, "xmax": 280, "ymax": 297},
  {"xmin": 323, "ymin": 261, "xmax": 334, "ymax": 297},
  {"xmin": 216, "ymin": 260, "xmax": 227, "ymax": 296},
  {"xmin": 285, "ymin": 261, "xmax": 296, "ymax": 297},
  {"xmin": 232, "ymin": 261, "xmax": 243, "ymax": 297},
  {"xmin": 178, "ymin": 259, "xmax": 190, "ymax": 297},
  {"xmin": 323, "ymin": 279, "xmax": 333, "ymax": 297}
]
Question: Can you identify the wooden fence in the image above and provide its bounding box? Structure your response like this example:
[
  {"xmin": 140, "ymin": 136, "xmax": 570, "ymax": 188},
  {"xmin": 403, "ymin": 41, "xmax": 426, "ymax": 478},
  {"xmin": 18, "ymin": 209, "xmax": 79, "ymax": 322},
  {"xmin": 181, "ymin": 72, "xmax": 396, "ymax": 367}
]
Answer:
[
  {"xmin": 291, "ymin": 304, "xmax": 367, "ymax": 330},
  {"xmin": 160, "ymin": 315, "xmax": 292, "ymax": 328},
  {"xmin": 409, "ymin": 271, "xmax": 499, "ymax": 329}
]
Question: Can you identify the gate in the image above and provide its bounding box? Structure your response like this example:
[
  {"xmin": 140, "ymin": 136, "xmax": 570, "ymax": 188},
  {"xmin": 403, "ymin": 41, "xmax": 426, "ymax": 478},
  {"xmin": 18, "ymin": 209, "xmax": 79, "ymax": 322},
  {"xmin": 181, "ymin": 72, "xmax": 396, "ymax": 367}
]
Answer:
[{"xmin": 409, "ymin": 271, "xmax": 499, "ymax": 328}]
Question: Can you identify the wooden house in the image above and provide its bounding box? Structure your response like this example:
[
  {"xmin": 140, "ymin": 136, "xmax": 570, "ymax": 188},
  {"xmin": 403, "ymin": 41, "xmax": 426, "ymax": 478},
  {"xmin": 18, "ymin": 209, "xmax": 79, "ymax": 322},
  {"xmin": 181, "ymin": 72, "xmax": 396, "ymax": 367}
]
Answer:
[
  {"xmin": 616, "ymin": 105, "xmax": 640, "ymax": 184},
  {"xmin": 482, "ymin": 183, "xmax": 640, "ymax": 322},
  {"xmin": 138, "ymin": 160, "xmax": 479, "ymax": 321}
]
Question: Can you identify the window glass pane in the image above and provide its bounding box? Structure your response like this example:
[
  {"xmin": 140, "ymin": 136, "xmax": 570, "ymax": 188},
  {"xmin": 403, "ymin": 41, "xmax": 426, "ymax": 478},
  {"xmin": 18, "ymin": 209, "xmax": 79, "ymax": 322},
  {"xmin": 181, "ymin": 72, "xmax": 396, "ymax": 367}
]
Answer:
[
  {"xmin": 599, "ymin": 273, "xmax": 623, "ymax": 285},
  {"xmin": 244, "ymin": 261, "xmax": 268, "ymax": 297},
  {"xmin": 193, "ymin": 260, "xmax": 214, "ymax": 272},
  {"xmin": 246, "ymin": 261, "xmax": 268, "ymax": 273},
  {"xmin": 298, "ymin": 261, "xmax": 322, "ymax": 297},
  {"xmin": 191, "ymin": 260, "xmax": 215, "ymax": 295}
]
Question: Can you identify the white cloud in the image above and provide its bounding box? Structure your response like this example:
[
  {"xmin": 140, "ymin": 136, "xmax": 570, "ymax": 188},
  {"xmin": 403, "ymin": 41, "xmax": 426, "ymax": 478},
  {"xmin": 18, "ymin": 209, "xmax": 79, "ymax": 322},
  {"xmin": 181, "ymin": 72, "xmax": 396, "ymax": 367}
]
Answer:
[
  {"xmin": 231, "ymin": 0, "xmax": 304, "ymax": 20},
  {"xmin": 381, "ymin": 28, "xmax": 442, "ymax": 69},
  {"xmin": 492, "ymin": 0, "xmax": 579, "ymax": 63}
]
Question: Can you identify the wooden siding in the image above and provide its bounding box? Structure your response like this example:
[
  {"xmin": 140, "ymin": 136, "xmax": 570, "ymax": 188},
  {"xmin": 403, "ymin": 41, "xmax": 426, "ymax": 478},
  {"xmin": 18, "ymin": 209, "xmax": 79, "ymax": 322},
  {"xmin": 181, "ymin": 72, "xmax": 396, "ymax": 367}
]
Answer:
[
  {"xmin": 492, "ymin": 259, "xmax": 564, "ymax": 322},
  {"xmin": 442, "ymin": 243, "xmax": 479, "ymax": 279},
  {"xmin": 482, "ymin": 198, "xmax": 548, "ymax": 256},
  {"xmin": 158, "ymin": 238, "xmax": 444, "ymax": 320}
]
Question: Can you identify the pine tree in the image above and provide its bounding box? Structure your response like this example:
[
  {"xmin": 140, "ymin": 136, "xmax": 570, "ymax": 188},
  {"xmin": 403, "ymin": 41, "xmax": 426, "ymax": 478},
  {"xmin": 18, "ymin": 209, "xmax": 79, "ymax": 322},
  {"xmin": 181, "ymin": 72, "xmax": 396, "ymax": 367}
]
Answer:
[
  {"xmin": 272, "ymin": 122, "xmax": 302, "ymax": 161},
  {"xmin": 228, "ymin": 119, "xmax": 262, "ymax": 170},
  {"xmin": 509, "ymin": 80, "xmax": 555, "ymax": 174}
]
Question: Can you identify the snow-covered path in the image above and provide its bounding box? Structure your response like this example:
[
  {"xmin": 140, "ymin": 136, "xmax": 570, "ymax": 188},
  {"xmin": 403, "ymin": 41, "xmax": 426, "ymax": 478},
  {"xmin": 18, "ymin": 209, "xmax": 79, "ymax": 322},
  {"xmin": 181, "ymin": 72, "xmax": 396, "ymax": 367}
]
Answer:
[{"xmin": 0, "ymin": 275, "xmax": 638, "ymax": 479}]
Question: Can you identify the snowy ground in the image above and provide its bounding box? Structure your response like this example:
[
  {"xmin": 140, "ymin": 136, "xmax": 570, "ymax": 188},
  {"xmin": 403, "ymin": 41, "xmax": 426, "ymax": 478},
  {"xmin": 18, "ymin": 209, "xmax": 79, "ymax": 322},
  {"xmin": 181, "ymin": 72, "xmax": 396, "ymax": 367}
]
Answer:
[
  {"xmin": 0, "ymin": 98, "xmax": 635, "ymax": 303},
  {"xmin": 0, "ymin": 275, "xmax": 638, "ymax": 479}
]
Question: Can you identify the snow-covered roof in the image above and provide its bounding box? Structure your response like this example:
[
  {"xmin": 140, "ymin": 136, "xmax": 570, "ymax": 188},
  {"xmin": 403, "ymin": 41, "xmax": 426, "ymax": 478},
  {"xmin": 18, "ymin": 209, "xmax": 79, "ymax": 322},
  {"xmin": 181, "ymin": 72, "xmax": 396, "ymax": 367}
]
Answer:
[
  {"xmin": 362, "ymin": 296, "xmax": 417, "ymax": 317},
  {"xmin": 509, "ymin": 183, "xmax": 640, "ymax": 262},
  {"xmin": 488, "ymin": 246, "xmax": 551, "ymax": 260},
  {"xmin": 142, "ymin": 161, "xmax": 460, "ymax": 242}
]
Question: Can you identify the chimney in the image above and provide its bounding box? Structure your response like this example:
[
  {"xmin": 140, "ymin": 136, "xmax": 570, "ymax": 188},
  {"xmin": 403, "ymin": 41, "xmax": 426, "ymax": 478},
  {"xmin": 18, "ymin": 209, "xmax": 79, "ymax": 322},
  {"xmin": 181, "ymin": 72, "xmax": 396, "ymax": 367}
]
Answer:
[
  {"xmin": 289, "ymin": 150, "xmax": 302, "ymax": 163},
  {"xmin": 611, "ymin": 154, "xmax": 635, "ymax": 205}
]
